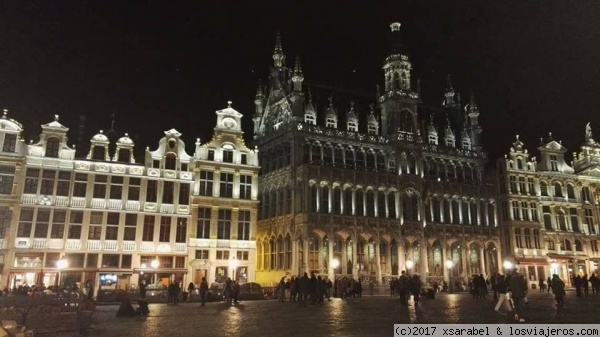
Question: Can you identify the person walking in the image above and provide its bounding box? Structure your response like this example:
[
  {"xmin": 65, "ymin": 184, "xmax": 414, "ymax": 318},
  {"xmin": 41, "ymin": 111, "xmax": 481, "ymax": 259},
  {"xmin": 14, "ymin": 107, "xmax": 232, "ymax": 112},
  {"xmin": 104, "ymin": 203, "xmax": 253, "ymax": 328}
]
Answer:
[
  {"xmin": 547, "ymin": 276, "xmax": 552, "ymax": 294},
  {"xmin": 551, "ymin": 274, "xmax": 566, "ymax": 310},
  {"xmin": 233, "ymin": 280, "xmax": 240, "ymax": 304},
  {"xmin": 411, "ymin": 275, "xmax": 421, "ymax": 306},
  {"xmin": 298, "ymin": 273, "xmax": 309, "ymax": 307},
  {"xmin": 199, "ymin": 277, "xmax": 209, "ymax": 307},
  {"xmin": 278, "ymin": 277, "xmax": 286, "ymax": 302},
  {"xmin": 494, "ymin": 275, "xmax": 510, "ymax": 312},
  {"xmin": 289, "ymin": 276, "xmax": 297, "ymax": 302},
  {"xmin": 508, "ymin": 271, "xmax": 528, "ymax": 322}
]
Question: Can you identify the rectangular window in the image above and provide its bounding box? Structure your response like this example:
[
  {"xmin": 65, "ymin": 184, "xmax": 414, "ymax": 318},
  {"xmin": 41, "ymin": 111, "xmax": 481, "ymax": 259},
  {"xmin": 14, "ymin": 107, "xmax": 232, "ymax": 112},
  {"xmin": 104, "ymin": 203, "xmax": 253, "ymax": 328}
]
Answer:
[
  {"xmin": 45, "ymin": 253, "xmax": 60, "ymax": 268},
  {"xmin": 121, "ymin": 254, "xmax": 132, "ymax": 268},
  {"xmin": 217, "ymin": 209, "xmax": 231, "ymax": 240},
  {"xmin": 542, "ymin": 206, "xmax": 552, "ymax": 230},
  {"xmin": 162, "ymin": 181, "xmax": 174, "ymax": 204},
  {"xmin": 2, "ymin": 133, "xmax": 17, "ymax": 152},
  {"xmin": 514, "ymin": 228, "xmax": 522, "ymax": 248},
  {"xmin": 591, "ymin": 240, "xmax": 598, "ymax": 253},
  {"xmin": 32, "ymin": 209, "xmax": 50, "ymax": 238},
  {"xmin": 72, "ymin": 173, "xmax": 88, "ymax": 197},
  {"xmin": 521, "ymin": 201, "xmax": 529, "ymax": 221},
  {"xmin": 222, "ymin": 149, "xmax": 234, "ymax": 163},
  {"xmin": 533, "ymin": 229, "xmax": 541, "ymax": 249},
  {"xmin": 0, "ymin": 207, "xmax": 10, "ymax": 238},
  {"xmin": 585, "ymin": 209, "xmax": 595, "ymax": 234},
  {"xmin": 128, "ymin": 177, "xmax": 141, "ymax": 201},
  {"xmin": 178, "ymin": 183, "xmax": 190, "ymax": 204},
  {"xmin": 197, "ymin": 207, "xmax": 211, "ymax": 239},
  {"xmin": 530, "ymin": 202, "xmax": 539, "ymax": 221},
  {"xmin": 142, "ymin": 215, "xmax": 155, "ymax": 241},
  {"xmin": 239, "ymin": 175, "xmax": 252, "ymax": 200},
  {"xmin": 17, "ymin": 208, "xmax": 34, "ymax": 237},
  {"xmin": 582, "ymin": 187, "xmax": 591, "ymax": 203},
  {"xmin": 86, "ymin": 253, "xmax": 98, "ymax": 268},
  {"xmin": 66, "ymin": 253, "xmax": 85, "ymax": 268},
  {"xmin": 50, "ymin": 209, "xmax": 66, "ymax": 239},
  {"xmin": 56, "ymin": 171, "xmax": 71, "ymax": 196},
  {"xmin": 199, "ymin": 171, "xmax": 213, "ymax": 196},
  {"xmin": 0, "ymin": 165, "xmax": 14, "ymax": 194},
  {"xmin": 241, "ymin": 153, "xmax": 247, "ymax": 165},
  {"xmin": 236, "ymin": 250, "xmax": 249, "ymax": 260},
  {"xmin": 146, "ymin": 180, "xmax": 157, "ymax": 202},
  {"xmin": 175, "ymin": 218, "xmax": 187, "ymax": 243},
  {"xmin": 237, "ymin": 210, "xmax": 250, "ymax": 240},
  {"xmin": 216, "ymin": 250, "xmax": 230, "ymax": 260},
  {"xmin": 527, "ymin": 178, "xmax": 535, "ymax": 196},
  {"xmin": 123, "ymin": 213, "xmax": 137, "ymax": 240},
  {"xmin": 68, "ymin": 210, "xmax": 83, "ymax": 239},
  {"xmin": 153, "ymin": 160, "xmax": 160, "ymax": 168},
  {"xmin": 550, "ymin": 155, "xmax": 559, "ymax": 171},
  {"xmin": 159, "ymin": 216, "xmax": 171, "ymax": 242},
  {"xmin": 523, "ymin": 228, "xmax": 532, "ymax": 249},
  {"xmin": 195, "ymin": 250, "xmax": 209, "ymax": 259},
  {"xmin": 175, "ymin": 256, "xmax": 185, "ymax": 269},
  {"xmin": 518, "ymin": 177, "xmax": 526, "ymax": 195},
  {"xmin": 24, "ymin": 168, "xmax": 40, "ymax": 194},
  {"xmin": 40, "ymin": 171, "xmax": 55, "ymax": 195},
  {"xmin": 512, "ymin": 201, "xmax": 519, "ymax": 220},
  {"xmin": 220, "ymin": 172, "xmax": 233, "ymax": 198},
  {"xmin": 159, "ymin": 256, "xmax": 173, "ymax": 268},
  {"xmin": 105, "ymin": 213, "xmax": 119, "ymax": 240},
  {"xmin": 93, "ymin": 175, "xmax": 107, "ymax": 198},
  {"xmin": 208, "ymin": 149, "xmax": 215, "ymax": 161},
  {"xmin": 88, "ymin": 225, "xmax": 102, "ymax": 240},
  {"xmin": 109, "ymin": 176, "xmax": 123, "ymax": 199},
  {"xmin": 101, "ymin": 254, "xmax": 120, "ymax": 268},
  {"xmin": 509, "ymin": 176, "xmax": 517, "ymax": 194}
]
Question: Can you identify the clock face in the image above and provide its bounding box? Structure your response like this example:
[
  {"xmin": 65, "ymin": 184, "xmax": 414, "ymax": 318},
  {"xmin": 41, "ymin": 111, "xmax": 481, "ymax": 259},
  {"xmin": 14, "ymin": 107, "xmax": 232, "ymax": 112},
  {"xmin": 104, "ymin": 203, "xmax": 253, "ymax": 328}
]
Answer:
[{"xmin": 222, "ymin": 117, "xmax": 237, "ymax": 129}]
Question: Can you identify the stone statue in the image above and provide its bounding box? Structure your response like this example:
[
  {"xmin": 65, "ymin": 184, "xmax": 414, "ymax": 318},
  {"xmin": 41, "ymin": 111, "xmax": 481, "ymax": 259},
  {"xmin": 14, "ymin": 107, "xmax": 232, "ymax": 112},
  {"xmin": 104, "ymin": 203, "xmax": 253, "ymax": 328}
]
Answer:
[{"xmin": 586, "ymin": 122, "xmax": 593, "ymax": 143}]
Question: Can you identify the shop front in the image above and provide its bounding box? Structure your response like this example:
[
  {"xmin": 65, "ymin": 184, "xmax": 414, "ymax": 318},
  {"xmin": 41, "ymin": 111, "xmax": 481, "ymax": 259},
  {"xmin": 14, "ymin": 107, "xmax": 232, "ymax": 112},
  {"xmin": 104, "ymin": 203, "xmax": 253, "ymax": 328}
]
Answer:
[{"xmin": 515, "ymin": 258, "xmax": 548, "ymax": 290}]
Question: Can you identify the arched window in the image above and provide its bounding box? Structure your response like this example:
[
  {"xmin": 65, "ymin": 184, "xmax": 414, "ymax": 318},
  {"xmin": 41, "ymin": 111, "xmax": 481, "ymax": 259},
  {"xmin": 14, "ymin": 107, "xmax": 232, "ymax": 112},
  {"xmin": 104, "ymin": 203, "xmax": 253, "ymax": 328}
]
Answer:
[
  {"xmin": 311, "ymin": 143, "xmax": 321, "ymax": 164},
  {"xmin": 117, "ymin": 148, "xmax": 130, "ymax": 162},
  {"xmin": 165, "ymin": 153, "xmax": 177, "ymax": 170},
  {"xmin": 377, "ymin": 191, "xmax": 386, "ymax": 217},
  {"xmin": 270, "ymin": 239, "xmax": 276, "ymax": 270},
  {"xmin": 433, "ymin": 198, "xmax": 441, "ymax": 222},
  {"xmin": 554, "ymin": 183, "xmax": 563, "ymax": 198},
  {"xmin": 344, "ymin": 188, "xmax": 353, "ymax": 215},
  {"xmin": 355, "ymin": 150, "xmax": 365, "ymax": 170},
  {"xmin": 387, "ymin": 192, "xmax": 396, "ymax": 219},
  {"xmin": 540, "ymin": 181, "xmax": 548, "ymax": 196},
  {"xmin": 567, "ymin": 185, "xmax": 576, "ymax": 200},
  {"xmin": 277, "ymin": 237, "xmax": 284, "ymax": 269},
  {"xmin": 517, "ymin": 158, "xmax": 523, "ymax": 170},
  {"xmin": 547, "ymin": 239, "xmax": 555, "ymax": 250},
  {"xmin": 355, "ymin": 189, "xmax": 364, "ymax": 216},
  {"xmin": 557, "ymin": 210, "xmax": 567, "ymax": 231},
  {"xmin": 333, "ymin": 187, "xmax": 341, "ymax": 214},
  {"xmin": 334, "ymin": 146, "xmax": 344, "ymax": 167},
  {"xmin": 45, "ymin": 137, "xmax": 60, "ymax": 158},
  {"xmin": 303, "ymin": 143, "xmax": 311, "ymax": 163},
  {"xmin": 309, "ymin": 184, "xmax": 318, "ymax": 212},
  {"xmin": 366, "ymin": 190, "xmax": 375, "ymax": 217},
  {"xmin": 575, "ymin": 239, "xmax": 583, "ymax": 252},
  {"xmin": 399, "ymin": 111, "xmax": 414, "ymax": 133},
  {"xmin": 451, "ymin": 199, "xmax": 460, "ymax": 224},
  {"xmin": 366, "ymin": 151, "xmax": 376, "ymax": 170},
  {"xmin": 345, "ymin": 148, "xmax": 355, "ymax": 169},
  {"xmin": 323, "ymin": 145, "xmax": 333, "ymax": 165},
  {"xmin": 561, "ymin": 239, "xmax": 572, "ymax": 251},
  {"xmin": 320, "ymin": 185, "xmax": 329, "ymax": 213},
  {"xmin": 376, "ymin": 152, "xmax": 386, "ymax": 172}
]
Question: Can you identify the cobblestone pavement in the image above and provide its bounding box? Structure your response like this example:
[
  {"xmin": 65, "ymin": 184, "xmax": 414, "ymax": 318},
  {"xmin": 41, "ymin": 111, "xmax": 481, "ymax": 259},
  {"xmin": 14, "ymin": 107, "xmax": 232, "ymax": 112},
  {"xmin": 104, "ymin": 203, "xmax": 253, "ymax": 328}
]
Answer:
[{"xmin": 38, "ymin": 291, "xmax": 600, "ymax": 337}]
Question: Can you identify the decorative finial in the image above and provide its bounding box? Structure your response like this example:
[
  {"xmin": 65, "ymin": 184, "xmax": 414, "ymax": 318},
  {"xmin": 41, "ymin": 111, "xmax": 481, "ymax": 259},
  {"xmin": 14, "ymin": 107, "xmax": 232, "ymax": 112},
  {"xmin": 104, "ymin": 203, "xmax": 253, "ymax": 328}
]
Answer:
[
  {"xmin": 274, "ymin": 31, "xmax": 282, "ymax": 53},
  {"xmin": 124, "ymin": 132, "xmax": 129, "ymax": 137},
  {"xmin": 390, "ymin": 22, "xmax": 401, "ymax": 32},
  {"xmin": 350, "ymin": 101, "xmax": 355, "ymax": 109},
  {"xmin": 446, "ymin": 74, "xmax": 454, "ymax": 92},
  {"xmin": 516, "ymin": 135, "xmax": 519, "ymax": 140},
  {"xmin": 294, "ymin": 56, "xmax": 302, "ymax": 74},
  {"xmin": 308, "ymin": 89, "xmax": 313, "ymax": 103},
  {"xmin": 369, "ymin": 103, "xmax": 374, "ymax": 113},
  {"xmin": 328, "ymin": 95, "xmax": 334, "ymax": 107},
  {"xmin": 227, "ymin": 101, "xmax": 232, "ymax": 108},
  {"xmin": 54, "ymin": 114, "xmax": 59, "ymax": 122},
  {"xmin": 256, "ymin": 79, "xmax": 263, "ymax": 96},
  {"xmin": 2, "ymin": 109, "xmax": 7, "ymax": 118},
  {"xmin": 585, "ymin": 122, "xmax": 593, "ymax": 143},
  {"xmin": 100, "ymin": 130, "xmax": 104, "ymax": 134}
]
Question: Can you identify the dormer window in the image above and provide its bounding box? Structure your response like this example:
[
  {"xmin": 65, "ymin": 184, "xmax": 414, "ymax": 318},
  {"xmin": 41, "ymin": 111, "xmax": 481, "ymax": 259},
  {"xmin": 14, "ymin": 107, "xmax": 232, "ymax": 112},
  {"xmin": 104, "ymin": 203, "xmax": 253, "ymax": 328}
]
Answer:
[
  {"xmin": 117, "ymin": 148, "xmax": 130, "ymax": 162},
  {"xmin": 223, "ymin": 149, "xmax": 234, "ymax": 163},
  {"xmin": 429, "ymin": 135, "xmax": 437, "ymax": 145},
  {"xmin": 326, "ymin": 118, "xmax": 336, "ymax": 128},
  {"xmin": 304, "ymin": 113, "xmax": 316, "ymax": 125},
  {"xmin": 165, "ymin": 153, "xmax": 177, "ymax": 170},
  {"xmin": 208, "ymin": 149, "xmax": 215, "ymax": 161},
  {"xmin": 92, "ymin": 146, "xmax": 105, "ymax": 160},
  {"xmin": 517, "ymin": 158, "xmax": 523, "ymax": 170},
  {"xmin": 348, "ymin": 122, "xmax": 357, "ymax": 132},
  {"xmin": 462, "ymin": 141, "xmax": 470, "ymax": 150},
  {"xmin": 445, "ymin": 138, "xmax": 455, "ymax": 148},
  {"xmin": 241, "ymin": 153, "xmax": 247, "ymax": 165},
  {"xmin": 368, "ymin": 125, "xmax": 377, "ymax": 135},
  {"xmin": 2, "ymin": 134, "xmax": 16, "ymax": 152},
  {"xmin": 181, "ymin": 163, "xmax": 188, "ymax": 171},
  {"xmin": 153, "ymin": 160, "xmax": 160, "ymax": 168},
  {"xmin": 45, "ymin": 137, "xmax": 60, "ymax": 158},
  {"xmin": 550, "ymin": 154, "xmax": 559, "ymax": 171}
]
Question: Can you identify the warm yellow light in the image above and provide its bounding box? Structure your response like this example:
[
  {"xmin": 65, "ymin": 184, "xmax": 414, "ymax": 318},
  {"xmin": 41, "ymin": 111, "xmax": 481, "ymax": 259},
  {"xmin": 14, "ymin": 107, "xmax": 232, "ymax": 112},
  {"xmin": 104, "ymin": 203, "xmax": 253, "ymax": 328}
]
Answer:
[{"xmin": 331, "ymin": 258, "xmax": 340, "ymax": 269}]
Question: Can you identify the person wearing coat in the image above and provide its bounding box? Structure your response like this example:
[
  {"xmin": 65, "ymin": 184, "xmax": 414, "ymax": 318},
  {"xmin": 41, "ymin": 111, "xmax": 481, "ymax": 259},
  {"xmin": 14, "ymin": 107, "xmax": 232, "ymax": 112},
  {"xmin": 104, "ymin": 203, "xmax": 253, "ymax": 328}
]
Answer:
[
  {"xmin": 551, "ymin": 274, "xmax": 566, "ymax": 309},
  {"xmin": 508, "ymin": 271, "xmax": 528, "ymax": 322}
]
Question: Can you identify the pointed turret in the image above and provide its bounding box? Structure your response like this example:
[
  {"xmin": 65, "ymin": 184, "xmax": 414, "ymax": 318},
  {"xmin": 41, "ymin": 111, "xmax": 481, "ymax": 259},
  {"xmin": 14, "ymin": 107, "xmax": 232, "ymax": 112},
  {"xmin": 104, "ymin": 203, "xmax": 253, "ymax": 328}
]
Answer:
[
  {"xmin": 444, "ymin": 115, "xmax": 456, "ymax": 148},
  {"xmin": 443, "ymin": 74, "xmax": 457, "ymax": 107},
  {"xmin": 325, "ymin": 95, "xmax": 338, "ymax": 129},
  {"xmin": 367, "ymin": 103, "xmax": 379, "ymax": 135},
  {"xmin": 461, "ymin": 119, "xmax": 471, "ymax": 150},
  {"xmin": 292, "ymin": 56, "xmax": 304, "ymax": 92},
  {"xmin": 253, "ymin": 80, "xmax": 265, "ymax": 136},
  {"xmin": 272, "ymin": 31, "xmax": 285, "ymax": 68},
  {"xmin": 347, "ymin": 101, "xmax": 358, "ymax": 132},
  {"xmin": 303, "ymin": 89, "xmax": 317, "ymax": 125},
  {"xmin": 466, "ymin": 90, "xmax": 482, "ymax": 151},
  {"xmin": 427, "ymin": 115, "xmax": 438, "ymax": 145}
]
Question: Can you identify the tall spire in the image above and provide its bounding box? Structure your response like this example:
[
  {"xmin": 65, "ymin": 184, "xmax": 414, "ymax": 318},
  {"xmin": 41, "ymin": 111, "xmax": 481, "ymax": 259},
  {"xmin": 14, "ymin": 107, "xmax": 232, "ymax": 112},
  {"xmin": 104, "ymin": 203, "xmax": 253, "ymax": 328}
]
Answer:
[
  {"xmin": 292, "ymin": 56, "xmax": 304, "ymax": 92},
  {"xmin": 468, "ymin": 90, "xmax": 479, "ymax": 116},
  {"xmin": 272, "ymin": 31, "xmax": 285, "ymax": 68},
  {"xmin": 443, "ymin": 74, "xmax": 456, "ymax": 107}
]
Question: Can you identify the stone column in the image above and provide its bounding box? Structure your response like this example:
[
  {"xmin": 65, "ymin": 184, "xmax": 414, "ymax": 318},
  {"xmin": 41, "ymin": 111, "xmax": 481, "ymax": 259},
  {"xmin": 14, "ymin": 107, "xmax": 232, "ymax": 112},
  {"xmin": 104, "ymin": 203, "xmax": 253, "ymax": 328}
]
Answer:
[
  {"xmin": 352, "ymin": 238, "xmax": 359, "ymax": 279},
  {"xmin": 386, "ymin": 242, "xmax": 392, "ymax": 274},
  {"xmin": 479, "ymin": 246, "xmax": 486, "ymax": 276},
  {"xmin": 303, "ymin": 238, "xmax": 309, "ymax": 274},
  {"xmin": 352, "ymin": 189, "xmax": 356, "ymax": 215},
  {"xmin": 440, "ymin": 200, "xmax": 445, "ymax": 223},
  {"xmin": 399, "ymin": 193, "xmax": 404, "ymax": 225},
  {"xmin": 291, "ymin": 238, "xmax": 298, "ymax": 276},
  {"xmin": 461, "ymin": 242, "xmax": 468, "ymax": 279},
  {"xmin": 421, "ymin": 238, "xmax": 429, "ymax": 278},
  {"xmin": 458, "ymin": 199, "xmax": 464, "ymax": 224},
  {"xmin": 477, "ymin": 201, "xmax": 482, "ymax": 226},
  {"xmin": 398, "ymin": 242, "xmax": 405, "ymax": 275},
  {"xmin": 395, "ymin": 192, "xmax": 401, "ymax": 220},
  {"xmin": 328, "ymin": 238, "xmax": 335, "ymax": 281},
  {"xmin": 375, "ymin": 240, "xmax": 382, "ymax": 284},
  {"xmin": 341, "ymin": 240, "xmax": 348, "ymax": 275},
  {"xmin": 442, "ymin": 242, "xmax": 449, "ymax": 283}
]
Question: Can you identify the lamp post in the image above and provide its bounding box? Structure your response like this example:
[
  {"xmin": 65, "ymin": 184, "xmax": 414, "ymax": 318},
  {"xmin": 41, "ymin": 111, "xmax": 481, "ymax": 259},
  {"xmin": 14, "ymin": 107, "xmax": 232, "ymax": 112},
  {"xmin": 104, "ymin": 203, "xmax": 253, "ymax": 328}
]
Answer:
[
  {"xmin": 331, "ymin": 258, "xmax": 340, "ymax": 271},
  {"xmin": 405, "ymin": 260, "xmax": 414, "ymax": 274},
  {"xmin": 550, "ymin": 262, "xmax": 559, "ymax": 276},
  {"xmin": 150, "ymin": 259, "xmax": 160, "ymax": 286},
  {"xmin": 56, "ymin": 258, "xmax": 68, "ymax": 289},
  {"xmin": 503, "ymin": 260, "xmax": 514, "ymax": 274},
  {"xmin": 229, "ymin": 257, "xmax": 238, "ymax": 281},
  {"xmin": 445, "ymin": 260, "xmax": 454, "ymax": 293}
]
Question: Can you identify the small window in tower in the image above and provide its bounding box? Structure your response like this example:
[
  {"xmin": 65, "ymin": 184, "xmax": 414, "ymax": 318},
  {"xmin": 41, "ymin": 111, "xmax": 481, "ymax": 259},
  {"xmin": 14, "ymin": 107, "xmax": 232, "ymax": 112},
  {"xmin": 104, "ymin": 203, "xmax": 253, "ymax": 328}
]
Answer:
[
  {"xmin": 326, "ymin": 118, "xmax": 336, "ymax": 128},
  {"xmin": 153, "ymin": 160, "xmax": 160, "ymax": 168},
  {"xmin": 2, "ymin": 134, "xmax": 17, "ymax": 152},
  {"xmin": 462, "ymin": 141, "xmax": 470, "ymax": 151},
  {"xmin": 348, "ymin": 122, "xmax": 357, "ymax": 132},
  {"xmin": 168, "ymin": 139, "xmax": 177, "ymax": 149},
  {"xmin": 45, "ymin": 137, "xmax": 60, "ymax": 158},
  {"xmin": 117, "ymin": 148, "xmax": 130, "ymax": 162},
  {"xmin": 223, "ymin": 149, "xmax": 234, "ymax": 163},
  {"xmin": 445, "ymin": 138, "xmax": 454, "ymax": 148},
  {"xmin": 92, "ymin": 146, "xmax": 106, "ymax": 160},
  {"xmin": 165, "ymin": 153, "xmax": 177, "ymax": 170},
  {"xmin": 429, "ymin": 135, "xmax": 437, "ymax": 145}
]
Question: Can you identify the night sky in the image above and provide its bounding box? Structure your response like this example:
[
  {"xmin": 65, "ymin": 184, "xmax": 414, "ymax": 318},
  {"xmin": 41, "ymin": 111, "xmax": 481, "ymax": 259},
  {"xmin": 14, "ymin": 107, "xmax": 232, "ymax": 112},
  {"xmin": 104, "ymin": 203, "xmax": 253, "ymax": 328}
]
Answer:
[{"xmin": 0, "ymin": 1, "xmax": 598, "ymax": 165}]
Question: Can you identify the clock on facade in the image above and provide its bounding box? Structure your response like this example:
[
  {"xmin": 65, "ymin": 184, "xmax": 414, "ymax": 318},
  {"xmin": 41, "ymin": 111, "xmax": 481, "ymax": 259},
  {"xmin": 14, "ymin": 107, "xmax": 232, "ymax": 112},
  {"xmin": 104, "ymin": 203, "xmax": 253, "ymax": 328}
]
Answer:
[{"xmin": 222, "ymin": 117, "xmax": 237, "ymax": 129}]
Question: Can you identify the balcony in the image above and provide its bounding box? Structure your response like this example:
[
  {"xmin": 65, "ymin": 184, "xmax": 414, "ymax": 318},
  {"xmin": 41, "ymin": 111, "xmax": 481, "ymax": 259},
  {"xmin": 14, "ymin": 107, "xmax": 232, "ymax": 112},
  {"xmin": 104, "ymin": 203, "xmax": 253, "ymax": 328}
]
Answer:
[
  {"xmin": 21, "ymin": 194, "xmax": 37, "ymax": 205},
  {"xmin": 48, "ymin": 239, "xmax": 64, "ymax": 249},
  {"xmin": 140, "ymin": 242, "xmax": 154, "ymax": 252},
  {"xmin": 91, "ymin": 198, "xmax": 107, "ymax": 209},
  {"xmin": 126, "ymin": 200, "xmax": 140, "ymax": 211},
  {"xmin": 163, "ymin": 170, "xmax": 176, "ymax": 179},
  {"xmin": 189, "ymin": 238, "xmax": 211, "ymax": 248},
  {"xmin": 107, "ymin": 200, "xmax": 122, "ymax": 210},
  {"xmin": 87, "ymin": 240, "xmax": 101, "ymax": 250},
  {"xmin": 66, "ymin": 240, "xmax": 81, "ymax": 250},
  {"xmin": 71, "ymin": 197, "xmax": 86, "ymax": 208},
  {"xmin": 122, "ymin": 241, "xmax": 136, "ymax": 251},
  {"xmin": 174, "ymin": 243, "xmax": 187, "ymax": 253},
  {"xmin": 160, "ymin": 204, "xmax": 174, "ymax": 214},
  {"xmin": 32, "ymin": 238, "xmax": 47, "ymax": 249},
  {"xmin": 55, "ymin": 196, "xmax": 69, "ymax": 207},
  {"xmin": 104, "ymin": 240, "xmax": 118, "ymax": 251},
  {"xmin": 144, "ymin": 203, "xmax": 157, "ymax": 212}
]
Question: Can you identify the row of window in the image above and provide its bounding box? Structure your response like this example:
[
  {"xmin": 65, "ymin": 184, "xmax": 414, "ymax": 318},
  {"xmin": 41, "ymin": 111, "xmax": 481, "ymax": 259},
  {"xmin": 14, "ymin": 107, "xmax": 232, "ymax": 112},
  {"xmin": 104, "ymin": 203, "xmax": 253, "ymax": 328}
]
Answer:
[
  {"xmin": 14, "ymin": 252, "xmax": 136, "ymax": 269},
  {"xmin": 507, "ymin": 176, "xmax": 595, "ymax": 201},
  {"xmin": 194, "ymin": 249, "xmax": 250, "ymax": 261},
  {"xmin": 196, "ymin": 208, "xmax": 251, "ymax": 240},
  {"xmin": 198, "ymin": 170, "xmax": 252, "ymax": 199}
]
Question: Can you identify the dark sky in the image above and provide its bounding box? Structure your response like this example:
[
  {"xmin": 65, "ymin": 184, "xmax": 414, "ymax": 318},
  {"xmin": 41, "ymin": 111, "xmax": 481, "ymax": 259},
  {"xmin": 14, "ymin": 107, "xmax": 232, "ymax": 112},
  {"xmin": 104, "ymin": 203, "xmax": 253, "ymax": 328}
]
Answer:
[{"xmin": 0, "ymin": 1, "xmax": 599, "ymax": 163}]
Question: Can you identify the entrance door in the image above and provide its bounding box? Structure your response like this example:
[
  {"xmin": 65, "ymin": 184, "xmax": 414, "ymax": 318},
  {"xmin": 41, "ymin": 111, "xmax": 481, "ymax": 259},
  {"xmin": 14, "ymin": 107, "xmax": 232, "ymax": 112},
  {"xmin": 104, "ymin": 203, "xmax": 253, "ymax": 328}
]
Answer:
[{"xmin": 194, "ymin": 269, "xmax": 206, "ymax": 286}]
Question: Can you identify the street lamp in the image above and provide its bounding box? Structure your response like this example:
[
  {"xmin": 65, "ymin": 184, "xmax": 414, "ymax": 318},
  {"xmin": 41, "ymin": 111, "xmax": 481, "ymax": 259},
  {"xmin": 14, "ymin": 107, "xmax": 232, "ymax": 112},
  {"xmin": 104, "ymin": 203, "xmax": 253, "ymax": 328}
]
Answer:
[
  {"xmin": 229, "ymin": 257, "xmax": 238, "ymax": 281},
  {"xmin": 56, "ymin": 258, "xmax": 68, "ymax": 288},
  {"xmin": 150, "ymin": 259, "xmax": 160, "ymax": 285},
  {"xmin": 551, "ymin": 262, "xmax": 559, "ymax": 276},
  {"xmin": 331, "ymin": 258, "xmax": 340, "ymax": 270},
  {"xmin": 445, "ymin": 260, "xmax": 454, "ymax": 293},
  {"xmin": 503, "ymin": 260, "xmax": 514, "ymax": 273},
  {"xmin": 406, "ymin": 260, "xmax": 414, "ymax": 274}
]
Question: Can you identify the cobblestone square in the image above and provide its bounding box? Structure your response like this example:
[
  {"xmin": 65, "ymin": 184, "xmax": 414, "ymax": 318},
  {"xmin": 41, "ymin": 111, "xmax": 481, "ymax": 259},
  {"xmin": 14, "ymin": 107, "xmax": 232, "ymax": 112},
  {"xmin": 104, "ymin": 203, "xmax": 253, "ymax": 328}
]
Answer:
[{"xmin": 37, "ymin": 291, "xmax": 600, "ymax": 337}]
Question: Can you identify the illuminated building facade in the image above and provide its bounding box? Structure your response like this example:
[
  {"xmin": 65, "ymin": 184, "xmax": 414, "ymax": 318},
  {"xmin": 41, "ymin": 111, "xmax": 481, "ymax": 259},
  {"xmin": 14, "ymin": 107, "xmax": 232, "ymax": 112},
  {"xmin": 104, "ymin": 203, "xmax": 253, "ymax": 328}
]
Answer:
[
  {"xmin": 3, "ymin": 103, "xmax": 258, "ymax": 292},
  {"xmin": 253, "ymin": 23, "xmax": 500, "ymax": 286},
  {"xmin": 497, "ymin": 126, "xmax": 600, "ymax": 288}
]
